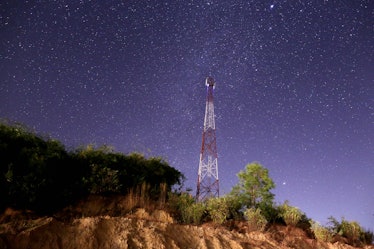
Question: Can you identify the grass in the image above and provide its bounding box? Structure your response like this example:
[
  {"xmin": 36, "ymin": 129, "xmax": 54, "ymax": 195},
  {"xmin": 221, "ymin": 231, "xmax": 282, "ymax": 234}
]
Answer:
[
  {"xmin": 310, "ymin": 221, "xmax": 333, "ymax": 242},
  {"xmin": 279, "ymin": 202, "xmax": 303, "ymax": 226}
]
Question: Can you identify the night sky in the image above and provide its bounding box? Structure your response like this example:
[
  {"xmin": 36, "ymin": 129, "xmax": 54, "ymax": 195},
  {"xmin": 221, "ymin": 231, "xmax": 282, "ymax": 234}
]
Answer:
[{"xmin": 1, "ymin": 1, "xmax": 373, "ymax": 230}]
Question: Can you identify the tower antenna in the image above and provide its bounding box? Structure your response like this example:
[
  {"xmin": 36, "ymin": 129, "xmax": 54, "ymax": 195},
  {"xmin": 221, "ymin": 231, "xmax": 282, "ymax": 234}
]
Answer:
[{"xmin": 196, "ymin": 76, "xmax": 219, "ymax": 201}]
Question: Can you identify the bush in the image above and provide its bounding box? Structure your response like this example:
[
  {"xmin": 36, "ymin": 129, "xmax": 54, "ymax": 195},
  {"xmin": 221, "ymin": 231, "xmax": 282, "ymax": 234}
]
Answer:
[
  {"xmin": 340, "ymin": 219, "xmax": 362, "ymax": 246},
  {"xmin": 279, "ymin": 201, "xmax": 303, "ymax": 226},
  {"xmin": 0, "ymin": 122, "xmax": 184, "ymax": 214},
  {"xmin": 0, "ymin": 122, "xmax": 77, "ymax": 213},
  {"xmin": 310, "ymin": 221, "xmax": 333, "ymax": 242},
  {"xmin": 327, "ymin": 216, "xmax": 373, "ymax": 246},
  {"xmin": 206, "ymin": 197, "xmax": 229, "ymax": 224},
  {"xmin": 360, "ymin": 229, "xmax": 374, "ymax": 245},
  {"xmin": 257, "ymin": 202, "xmax": 282, "ymax": 224},
  {"xmin": 223, "ymin": 194, "xmax": 243, "ymax": 220},
  {"xmin": 168, "ymin": 192, "xmax": 194, "ymax": 212},
  {"xmin": 168, "ymin": 192, "xmax": 205, "ymax": 224},
  {"xmin": 84, "ymin": 164, "xmax": 121, "ymax": 194},
  {"xmin": 244, "ymin": 208, "xmax": 267, "ymax": 231},
  {"xmin": 184, "ymin": 202, "xmax": 206, "ymax": 225}
]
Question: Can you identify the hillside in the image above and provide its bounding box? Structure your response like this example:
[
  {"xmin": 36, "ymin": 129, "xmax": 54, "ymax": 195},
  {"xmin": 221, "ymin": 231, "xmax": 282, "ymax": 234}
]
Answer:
[
  {"xmin": 1, "ymin": 123, "xmax": 372, "ymax": 249},
  {"xmin": 1, "ymin": 197, "xmax": 373, "ymax": 249}
]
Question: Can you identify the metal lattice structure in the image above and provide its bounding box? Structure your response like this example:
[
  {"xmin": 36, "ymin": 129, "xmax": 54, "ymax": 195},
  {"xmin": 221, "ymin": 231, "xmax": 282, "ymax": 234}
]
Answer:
[{"xmin": 196, "ymin": 76, "xmax": 219, "ymax": 201}]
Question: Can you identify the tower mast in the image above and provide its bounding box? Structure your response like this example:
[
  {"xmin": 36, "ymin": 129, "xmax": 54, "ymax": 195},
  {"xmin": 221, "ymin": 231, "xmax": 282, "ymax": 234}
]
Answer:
[{"xmin": 196, "ymin": 76, "xmax": 219, "ymax": 201}]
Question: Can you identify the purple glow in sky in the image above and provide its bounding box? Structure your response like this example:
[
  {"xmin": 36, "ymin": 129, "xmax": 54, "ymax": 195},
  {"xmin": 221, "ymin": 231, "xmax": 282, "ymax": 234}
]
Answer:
[{"xmin": 1, "ymin": 1, "xmax": 373, "ymax": 230}]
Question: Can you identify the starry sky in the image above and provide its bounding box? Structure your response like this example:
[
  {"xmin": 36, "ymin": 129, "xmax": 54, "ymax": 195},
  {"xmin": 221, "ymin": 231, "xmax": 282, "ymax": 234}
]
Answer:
[{"xmin": 1, "ymin": 1, "xmax": 373, "ymax": 230}]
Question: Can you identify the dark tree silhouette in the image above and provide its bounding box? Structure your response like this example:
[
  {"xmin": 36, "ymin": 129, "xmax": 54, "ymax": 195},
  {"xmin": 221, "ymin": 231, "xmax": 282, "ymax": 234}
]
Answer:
[{"xmin": 0, "ymin": 122, "xmax": 184, "ymax": 214}]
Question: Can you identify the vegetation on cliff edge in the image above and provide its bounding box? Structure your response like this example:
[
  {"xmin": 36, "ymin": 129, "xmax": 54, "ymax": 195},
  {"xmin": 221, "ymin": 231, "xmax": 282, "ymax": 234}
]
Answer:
[{"xmin": 0, "ymin": 121, "xmax": 372, "ymax": 246}]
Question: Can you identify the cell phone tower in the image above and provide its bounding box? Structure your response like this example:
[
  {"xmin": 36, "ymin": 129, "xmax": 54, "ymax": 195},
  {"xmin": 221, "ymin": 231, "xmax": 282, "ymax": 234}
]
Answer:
[{"xmin": 196, "ymin": 76, "xmax": 219, "ymax": 201}]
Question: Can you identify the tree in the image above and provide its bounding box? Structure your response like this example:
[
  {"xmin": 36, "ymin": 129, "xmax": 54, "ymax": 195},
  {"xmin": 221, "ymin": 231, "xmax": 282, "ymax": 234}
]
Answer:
[
  {"xmin": 0, "ymin": 121, "xmax": 185, "ymax": 213},
  {"xmin": 229, "ymin": 162, "xmax": 275, "ymax": 210},
  {"xmin": 0, "ymin": 122, "xmax": 76, "ymax": 212}
]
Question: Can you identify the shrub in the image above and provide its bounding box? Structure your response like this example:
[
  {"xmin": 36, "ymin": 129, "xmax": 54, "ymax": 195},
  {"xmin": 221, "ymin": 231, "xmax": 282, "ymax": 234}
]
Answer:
[
  {"xmin": 224, "ymin": 194, "xmax": 243, "ymax": 220},
  {"xmin": 84, "ymin": 164, "xmax": 121, "ymax": 194},
  {"xmin": 279, "ymin": 201, "xmax": 303, "ymax": 226},
  {"xmin": 339, "ymin": 219, "xmax": 362, "ymax": 246},
  {"xmin": 206, "ymin": 197, "xmax": 229, "ymax": 224},
  {"xmin": 244, "ymin": 207, "xmax": 267, "ymax": 231},
  {"xmin": 327, "ymin": 216, "xmax": 372, "ymax": 246},
  {"xmin": 168, "ymin": 192, "xmax": 194, "ymax": 211},
  {"xmin": 184, "ymin": 202, "xmax": 206, "ymax": 225},
  {"xmin": 360, "ymin": 229, "xmax": 374, "ymax": 245},
  {"xmin": 310, "ymin": 221, "xmax": 333, "ymax": 242},
  {"xmin": 258, "ymin": 202, "xmax": 282, "ymax": 224},
  {"xmin": 168, "ymin": 192, "xmax": 205, "ymax": 224},
  {"xmin": 0, "ymin": 122, "xmax": 185, "ymax": 214}
]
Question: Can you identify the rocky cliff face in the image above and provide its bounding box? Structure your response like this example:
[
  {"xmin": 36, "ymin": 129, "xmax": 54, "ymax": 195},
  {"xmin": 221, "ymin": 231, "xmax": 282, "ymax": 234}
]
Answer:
[{"xmin": 0, "ymin": 208, "xmax": 372, "ymax": 249}]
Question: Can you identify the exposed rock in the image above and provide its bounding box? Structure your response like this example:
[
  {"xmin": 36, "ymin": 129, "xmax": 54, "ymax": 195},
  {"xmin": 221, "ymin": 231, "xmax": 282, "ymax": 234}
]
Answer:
[{"xmin": 0, "ymin": 210, "xmax": 372, "ymax": 249}]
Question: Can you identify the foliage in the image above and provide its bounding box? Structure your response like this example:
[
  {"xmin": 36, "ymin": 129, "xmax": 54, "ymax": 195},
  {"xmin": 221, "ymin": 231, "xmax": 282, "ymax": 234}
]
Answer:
[
  {"xmin": 339, "ymin": 219, "xmax": 362, "ymax": 244},
  {"xmin": 0, "ymin": 122, "xmax": 184, "ymax": 214},
  {"xmin": 229, "ymin": 162, "xmax": 275, "ymax": 210},
  {"xmin": 206, "ymin": 197, "xmax": 230, "ymax": 224},
  {"xmin": 0, "ymin": 122, "xmax": 76, "ymax": 212},
  {"xmin": 327, "ymin": 216, "xmax": 373, "ymax": 246},
  {"xmin": 2, "ymin": 121, "xmax": 372, "ymax": 249},
  {"xmin": 244, "ymin": 207, "xmax": 267, "ymax": 232},
  {"xmin": 168, "ymin": 193, "xmax": 205, "ymax": 224},
  {"xmin": 224, "ymin": 194, "xmax": 244, "ymax": 220},
  {"xmin": 327, "ymin": 216, "xmax": 340, "ymax": 234},
  {"xmin": 83, "ymin": 164, "xmax": 121, "ymax": 194},
  {"xmin": 257, "ymin": 202, "xmax": 282, "ymax": 224},
  {"xmin": 360, "ymin": 229, "xmax": 374, "ymax": 246},
  {"xmin": 185, "ymin": 202, "xmax": 206, "ymax": 225},
  {"xmin": 310, "ymin": 221, "xmax": 333, "ymax": 242},
  {"xmin": 278, "ymin": 201, "xmax": 303, "ymax": 226}
]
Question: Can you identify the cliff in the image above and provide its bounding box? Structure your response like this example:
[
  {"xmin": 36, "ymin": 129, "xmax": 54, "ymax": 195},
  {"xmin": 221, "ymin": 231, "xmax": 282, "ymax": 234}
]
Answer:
[{"xmin": 1, "ymin": 208, "xmax": 372, "ymax": 249}]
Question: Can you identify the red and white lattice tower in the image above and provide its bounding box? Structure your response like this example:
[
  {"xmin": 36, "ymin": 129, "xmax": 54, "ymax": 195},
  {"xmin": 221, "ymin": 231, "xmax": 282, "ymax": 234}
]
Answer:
[{"xmin": 196, "ymin": 76, "xmax": 219, "ymax": 201}]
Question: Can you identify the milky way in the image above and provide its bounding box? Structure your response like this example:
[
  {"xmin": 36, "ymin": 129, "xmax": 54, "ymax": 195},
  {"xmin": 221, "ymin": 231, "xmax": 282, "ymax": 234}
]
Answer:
[{"xmin": 1, "ymin": 1, "xmax": 373, "ymax": 230}]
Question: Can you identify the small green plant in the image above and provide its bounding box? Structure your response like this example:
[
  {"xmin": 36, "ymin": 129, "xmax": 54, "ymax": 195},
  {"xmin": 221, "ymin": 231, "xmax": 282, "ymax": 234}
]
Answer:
[
  {"xmin": 257, "ymin": 202, "xmax": 281, "ymax": 224},
  {"xmin": 310, "ymin": 221, "xmax": 333, "ymax": 242},
  {"xmin": 327, "ymin": 216, "xmax": 373, "ymax": 246},
  {"xmin": 184, "ymin": 202, "xmax": 206, "ymax": 225},
  {"xmin": 279, "ymin": 201, "xmax": 303, "ymax": 226},
  {"xmin": 168, "ymin": 192, "xmax": 193, "ymax": 218},
  {"xmin": 244, "ymin": 207, "xmax": 267, "ymax": 231},
  {"xmin": 206, "ymin": 197, "xmax": 229, "ymax": 224},
  {"xmin": 360, "ymin": 229, "xmax": 374, "ymax": 245},
  {"xmin": 339, "ymin": 219, "xmax": 362, "ymax": 246},
  {"xmin": 223, "ymin": 194, "xmax": 243, "ymax": 220},
  {"xmin": 168, "ymin": 192, "xmax": 205, "ymax": 224}
]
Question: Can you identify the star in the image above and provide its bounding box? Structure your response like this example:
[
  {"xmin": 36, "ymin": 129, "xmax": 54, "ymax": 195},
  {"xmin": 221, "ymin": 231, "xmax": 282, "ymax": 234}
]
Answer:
[{"xmin": 0, "ymin": 0, "xmax": 372, "ymax": 231}]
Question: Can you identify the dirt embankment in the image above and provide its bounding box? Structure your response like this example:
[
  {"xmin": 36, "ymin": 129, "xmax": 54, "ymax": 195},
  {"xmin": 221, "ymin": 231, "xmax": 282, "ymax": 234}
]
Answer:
[{"xmin": 0, "ymin": 207, "xmax": 373, "ymax": 249}]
